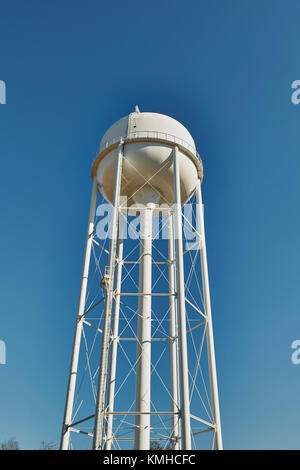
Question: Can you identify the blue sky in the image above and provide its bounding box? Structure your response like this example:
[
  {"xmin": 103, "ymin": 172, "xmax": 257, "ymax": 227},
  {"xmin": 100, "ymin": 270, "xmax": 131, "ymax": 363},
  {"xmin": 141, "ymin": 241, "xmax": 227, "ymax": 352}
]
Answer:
[{"xmin": 1, "ymin": 0, "xmax": 300, "ymax": 449}]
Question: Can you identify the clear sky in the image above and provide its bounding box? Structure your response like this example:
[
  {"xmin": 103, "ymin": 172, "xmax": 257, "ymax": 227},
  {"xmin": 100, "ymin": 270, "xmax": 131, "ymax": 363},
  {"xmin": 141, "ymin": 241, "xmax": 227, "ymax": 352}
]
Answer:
[{"xmin": 0, "ymin": 0, "xmax": 300, "ymax": 450}]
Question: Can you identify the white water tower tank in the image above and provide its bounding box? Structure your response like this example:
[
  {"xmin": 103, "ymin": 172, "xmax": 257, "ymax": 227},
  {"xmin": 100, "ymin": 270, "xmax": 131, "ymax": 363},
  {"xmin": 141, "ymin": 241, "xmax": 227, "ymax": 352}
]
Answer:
[
  {"xmin": 61, "ymin": 107, "xmax": 223, "ymax": 451},
  {"xmin": 92, "ymin": 109, "xmax": 203, "ymax": 206}
]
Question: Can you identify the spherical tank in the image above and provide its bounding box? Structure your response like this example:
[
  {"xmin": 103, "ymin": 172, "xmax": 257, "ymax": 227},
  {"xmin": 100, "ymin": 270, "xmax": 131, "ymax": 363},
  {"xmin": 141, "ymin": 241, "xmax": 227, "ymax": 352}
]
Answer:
[{"xmin": 91, "ymin": 110, "xmax": 203, "ymax": 207}]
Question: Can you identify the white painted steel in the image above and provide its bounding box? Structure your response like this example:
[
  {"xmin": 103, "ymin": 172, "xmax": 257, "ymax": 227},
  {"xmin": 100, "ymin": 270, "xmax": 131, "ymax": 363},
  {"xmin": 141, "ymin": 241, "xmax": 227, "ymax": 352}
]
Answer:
[
  {"xmin": 93, "ymin": 143, "xmax": 124, "ymax": 450},
  {"xmin": 134, "ymin": 203, "xmax": 154, "ymax": 450},
  {"xmin": 60, "ymin": 179, "xmax": 98, "ymax": 450},
  {"xmin": 100, "ymin": 112, "xmax": 196, "ymax": 153},
  {"xmin": 62, "ymin": 110, "xmax": 223, "ymax": 451},
  {"xmin": 195, "ymin": 180, "xmax": 223, "ymax": 450},
  {"xmin": 94, "ymin": 112, "xmax": 201, "ymax": 207},
  {"xmin": 173, "ymin": 146, "xmax": 191, "ymax": 450},
  {"xmin": 168, "ymin": 212, "xmax": 179, "ymax": 450},
  {"xmin": 104, "ymin": 215, "xmax": 125, "ymax": 450}
]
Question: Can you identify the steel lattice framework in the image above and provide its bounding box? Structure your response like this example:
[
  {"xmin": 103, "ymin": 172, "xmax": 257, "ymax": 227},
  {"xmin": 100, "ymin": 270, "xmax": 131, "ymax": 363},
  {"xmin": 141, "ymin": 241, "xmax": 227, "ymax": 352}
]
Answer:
[{"xmin": 60, "ymin": 144, "xmax": 222, "ymax": 450}]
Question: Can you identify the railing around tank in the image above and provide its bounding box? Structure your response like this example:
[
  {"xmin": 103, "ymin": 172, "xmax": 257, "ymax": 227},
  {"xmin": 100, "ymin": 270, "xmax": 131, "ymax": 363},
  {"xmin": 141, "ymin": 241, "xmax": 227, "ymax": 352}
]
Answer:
[{"xmin": 98, "ymin": 130, "xmax": 202, "ymax": 164}]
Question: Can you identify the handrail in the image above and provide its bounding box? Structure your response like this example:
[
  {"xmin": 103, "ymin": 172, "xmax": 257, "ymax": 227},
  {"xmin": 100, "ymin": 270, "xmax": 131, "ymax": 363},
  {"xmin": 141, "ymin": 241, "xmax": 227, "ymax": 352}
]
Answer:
[{"xmin": 98, "ymin": 130, "xmax": 202, "ymax": 163}]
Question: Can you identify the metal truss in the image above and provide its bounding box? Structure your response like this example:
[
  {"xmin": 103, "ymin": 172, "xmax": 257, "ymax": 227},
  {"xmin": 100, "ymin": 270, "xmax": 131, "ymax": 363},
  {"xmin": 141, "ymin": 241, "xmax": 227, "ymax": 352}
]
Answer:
[{"xmin": 60, "ymin": 145, "xmax": 222, "ymax": 450}]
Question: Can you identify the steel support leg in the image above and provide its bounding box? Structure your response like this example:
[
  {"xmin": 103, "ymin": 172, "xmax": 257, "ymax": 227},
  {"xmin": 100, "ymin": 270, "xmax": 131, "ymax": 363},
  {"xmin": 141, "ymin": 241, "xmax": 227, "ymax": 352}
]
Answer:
[
  {"xmin": 134, "ymin": 203, "xmax": 154, "ymax": 450},
  {"xmin": 93, "ymin": 143, "xmax": 124, "ymax": 450},
  {"xmin": 173, "ymin": 146, "xmax": 191, "ymax": 450},
  {"xmin": 168, "ymin": 212, "xmax": 179, "ymax": 450},
  {"xmin": 104, "ymin": 215, "xmax": 125, "ymax": 450},
  {"xmin": 195, "ymin": 179, "xmax": 223, "ymax": 450},
  {"xmin": 60, "ymin": 179, "xmax": 98, "ymax": 450}
]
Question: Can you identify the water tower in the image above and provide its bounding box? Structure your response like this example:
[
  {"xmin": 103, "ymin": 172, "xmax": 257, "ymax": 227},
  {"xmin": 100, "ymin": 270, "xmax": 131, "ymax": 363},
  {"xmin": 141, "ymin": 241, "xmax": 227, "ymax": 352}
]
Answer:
[{"xmin": 60, "ymin": 108, "xmax": 223, "ymax": 450}]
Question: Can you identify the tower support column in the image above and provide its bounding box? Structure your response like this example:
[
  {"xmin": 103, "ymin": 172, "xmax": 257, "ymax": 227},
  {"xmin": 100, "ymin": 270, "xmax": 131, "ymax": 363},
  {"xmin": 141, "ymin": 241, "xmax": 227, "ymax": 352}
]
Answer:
[
  {"xmin": 173, "ymin": 146, "xmax": 191, "ymax": 450},
  {"xmin": 134, "ymin": 203, "xmax": 154, "ymax": 450},
  {"xmin": 195, "ymin": 179, "xmax": 223, "ymax": 450},
  {"xmin": 93, "ymin": 143, "xmax": 124, "ymax": 450},
  {"xmin": 60, "ymin": 179, "xmax": 98, "ymax": 450},
  {"xmin": 168, "ymin": 212, "xmax": 179, "ymax": 450},
  {"xmin": 104, "ymin": 214, "xmax": 125, "ymax": 450}
]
